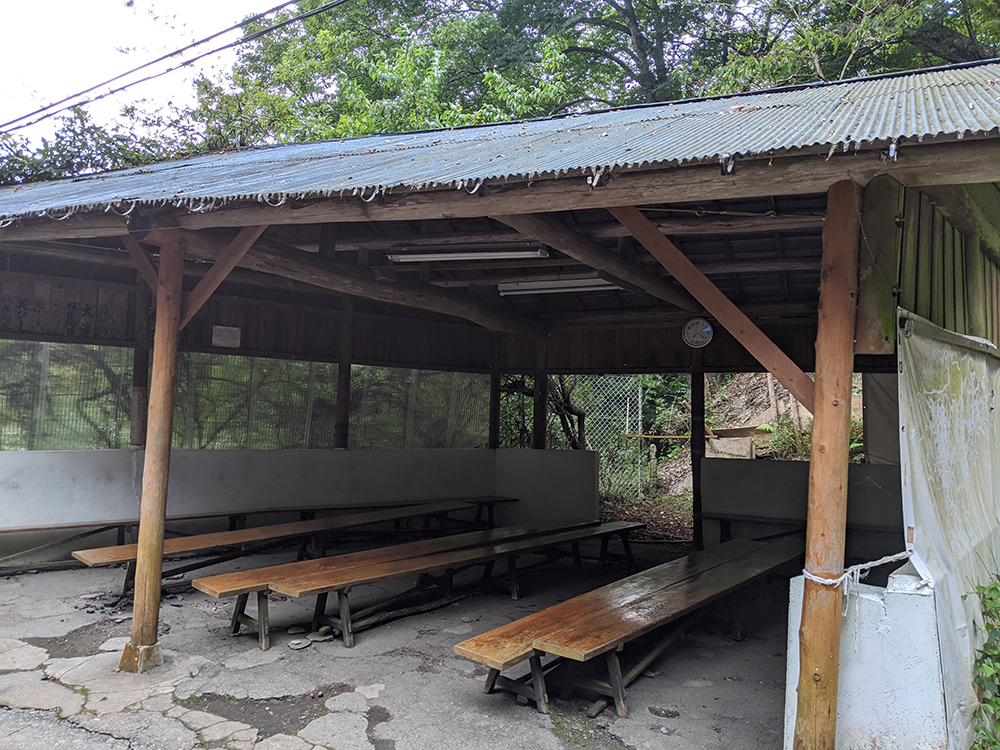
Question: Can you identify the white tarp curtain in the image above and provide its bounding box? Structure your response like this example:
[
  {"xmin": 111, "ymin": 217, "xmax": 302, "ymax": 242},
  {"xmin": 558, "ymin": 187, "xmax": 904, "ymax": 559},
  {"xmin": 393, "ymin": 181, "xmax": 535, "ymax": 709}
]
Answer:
[{"xmin": 898, "ymin": 310, "xmax": 1000, "ymax": 750}]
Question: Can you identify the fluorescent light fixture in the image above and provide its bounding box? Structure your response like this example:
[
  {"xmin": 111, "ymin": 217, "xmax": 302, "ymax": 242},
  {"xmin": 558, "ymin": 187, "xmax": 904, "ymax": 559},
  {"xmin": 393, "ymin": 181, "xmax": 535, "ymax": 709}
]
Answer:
[
  {"xmin": 498, "ymin": 278, "xmax": 621, "ymax": 296},
  {"xmin": 386, "ymin": 247, "xmax": 549, "ymax": 263}
]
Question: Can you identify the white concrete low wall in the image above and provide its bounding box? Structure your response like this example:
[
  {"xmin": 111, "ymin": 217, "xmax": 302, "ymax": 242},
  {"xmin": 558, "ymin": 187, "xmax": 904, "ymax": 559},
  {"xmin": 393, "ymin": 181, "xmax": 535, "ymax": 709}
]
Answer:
[
  {"xmin": 783, "ymin": 563, "xmax": 948, "ymax": 749},
  {"xmin": 702, "ymin": 459, "xmax": 905, "ymax": 564},
  {"xmin": 0, "ymin": 448, "xmax": 599, "ymax": 562}
]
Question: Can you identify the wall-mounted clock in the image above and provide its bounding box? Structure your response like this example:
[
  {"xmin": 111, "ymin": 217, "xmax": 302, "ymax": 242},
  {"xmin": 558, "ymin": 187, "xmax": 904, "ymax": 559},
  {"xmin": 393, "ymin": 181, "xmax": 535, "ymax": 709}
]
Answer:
[{"xmin": 682, "ymin": 317, "xmax": 714, "ymax": 349}]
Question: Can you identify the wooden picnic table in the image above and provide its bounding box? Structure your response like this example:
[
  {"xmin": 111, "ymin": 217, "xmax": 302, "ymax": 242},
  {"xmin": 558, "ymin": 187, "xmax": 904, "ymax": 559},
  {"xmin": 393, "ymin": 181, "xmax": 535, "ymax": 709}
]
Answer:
[
  {"xmin": 73, "ymin": 500, "xmax": 479, "ymax": 593},
  {"xmin": 193, "ymin": 519, "xmax": 644, "ymax": 650},
  {"xmin": 454, "ymin": 536, "xmax": 804, "ymax": 717}
]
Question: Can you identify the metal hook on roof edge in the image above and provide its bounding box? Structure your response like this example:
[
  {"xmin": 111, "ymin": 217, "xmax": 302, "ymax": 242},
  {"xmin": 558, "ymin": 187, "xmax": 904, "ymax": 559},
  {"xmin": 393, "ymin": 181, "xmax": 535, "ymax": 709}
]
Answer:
[
  {"xmin": 41, "ymin": 208, "xmax": 75, "ymax": 221},
  {"xmin": 465, "ymin": 178, "xmax": 483, "ymax": 195},
  {"xmin": 105, "ymin": 200, "xmax": 137, "ymax": 216},
  {"xmin": 259, "ymin": 194, "xmax": 287, "ymax": 208},
  {"xmin": 0, "ymin": 217, "xmax": 14, "ymax": 229},
  {"xmin": 187, "ymin": 198, "xmax": 218, "ymax": 214},
  {"xmin": 357, "ymin": 185, "xmax": 380, "ymax": 203}
]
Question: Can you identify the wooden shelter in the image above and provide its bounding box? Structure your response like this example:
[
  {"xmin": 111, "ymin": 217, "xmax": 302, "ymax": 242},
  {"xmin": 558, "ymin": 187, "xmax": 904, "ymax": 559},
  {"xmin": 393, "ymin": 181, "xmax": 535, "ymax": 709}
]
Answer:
[{"xmin": 2, "ymin": 61, "xmax": 1000, "ymax": 748}]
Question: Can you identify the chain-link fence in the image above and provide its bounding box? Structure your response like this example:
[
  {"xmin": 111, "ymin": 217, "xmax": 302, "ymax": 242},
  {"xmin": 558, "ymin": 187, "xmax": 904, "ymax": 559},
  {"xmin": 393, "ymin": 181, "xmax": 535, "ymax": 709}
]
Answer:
[
  {"xmin": 0, "ymin": 340, "xmax": 132, "ymax": 450},
  {"xmin": 499, "ymin": 373, "xmax": 644, "ymax": 499},
  {"xmin": 0, "ymin": 341, "xmax": 489, "ymax": 451},
  {"xmin": 1, "ymin": 341, "xmax": 644, "ymax": 497}
]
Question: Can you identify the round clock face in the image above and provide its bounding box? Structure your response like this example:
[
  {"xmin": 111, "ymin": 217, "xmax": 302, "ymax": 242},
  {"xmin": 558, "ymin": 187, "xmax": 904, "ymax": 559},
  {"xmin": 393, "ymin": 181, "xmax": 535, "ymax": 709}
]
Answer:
[{"xmin": 682, "ymin": 318, "xmax": 714, "ymax": 349}]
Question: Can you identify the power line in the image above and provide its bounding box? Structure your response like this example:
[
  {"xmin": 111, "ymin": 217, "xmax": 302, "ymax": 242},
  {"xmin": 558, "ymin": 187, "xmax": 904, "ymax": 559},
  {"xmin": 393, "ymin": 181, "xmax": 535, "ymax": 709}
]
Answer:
[{"xmin": 1, "ymin": 0, "xmax": 352, "ymax": 134}]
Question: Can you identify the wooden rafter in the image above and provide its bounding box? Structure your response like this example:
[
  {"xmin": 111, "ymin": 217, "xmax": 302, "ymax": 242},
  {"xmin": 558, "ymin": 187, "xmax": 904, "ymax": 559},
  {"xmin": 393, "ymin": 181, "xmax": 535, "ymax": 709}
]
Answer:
[
  {"xmin": 156, "ymin": 229, "xmax": 548, "ymax": 339},
  {"xmin": 179, "ymin": 225, "xmax": 267, "ymax": 329},
  {"xmin": 120, "ymin": 235, "xmax": 159, "ymax": 291},
  {"xmin": 611, "ymin": 205, "xmax": 816, "ymax": 413},
  {"xmin": 493, "ymin": 213, "xmax": 698, "ymax": 311}
]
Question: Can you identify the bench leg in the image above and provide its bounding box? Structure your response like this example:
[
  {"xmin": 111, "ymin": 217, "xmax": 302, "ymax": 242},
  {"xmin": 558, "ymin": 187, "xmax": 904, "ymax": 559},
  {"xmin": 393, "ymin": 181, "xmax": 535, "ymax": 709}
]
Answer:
[
  {"xmin": 620, "ymin": 532, "xmax": 637, "ymax": 571},
  {"xmin": 312, "ymin": 592, "xmax": 329, "ymax": 632},
  {"xmin": 529, "ymin": 655, "xmax": 550, "ymax": 714},
  {"xmin": 480, "ymin": 561, "xmax": 495, "ymax": 593},
  {"xmin": 571, "ymin": 541, "xmax": 582, "ymax": 568},
  {"xmin": 338, "ymin": 590, "xmax": 354, "ymax": 648},
  {"xmin": 256, "ymin": 591, "xmax": 270, "ymax": 651},
  {"xmin": 506, "ymin": 556, "xmax": 519, "ymax": 600},
  {"xmin": 599, "ymin": 536, "xmax": 610, "ymax": 564},
  {"xmin": 122, "ymin": 561, "xmax": 137, "ymax": 596},
  {"xmin": 606, "ymin": 651, "xmax": 628, "ymax": 718},
  {"xmin": 484, "ymin": 668, "xmax": 501, "ymax": 694},
  {"xmin": 230, "ymin": 594, "xmax": 249, "ymax": 636}
]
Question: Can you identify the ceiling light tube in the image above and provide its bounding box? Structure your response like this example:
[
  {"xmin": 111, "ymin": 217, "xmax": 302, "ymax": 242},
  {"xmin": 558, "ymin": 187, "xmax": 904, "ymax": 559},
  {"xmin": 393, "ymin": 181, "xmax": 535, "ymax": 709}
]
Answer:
[
  {"xmin": 498, "ymin": 278, "xmax": 621, "ymax": 296},
  {"xmin": 386, "ymin": 247, "xmax": 549, "ymax": 263}
]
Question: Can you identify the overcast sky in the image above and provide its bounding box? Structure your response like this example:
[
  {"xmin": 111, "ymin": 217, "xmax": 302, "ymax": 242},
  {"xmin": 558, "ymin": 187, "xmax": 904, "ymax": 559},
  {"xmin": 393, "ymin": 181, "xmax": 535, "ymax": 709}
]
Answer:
[{"xmin": 0, "ymin": 0, "xmax": 285, "ymax": 143}]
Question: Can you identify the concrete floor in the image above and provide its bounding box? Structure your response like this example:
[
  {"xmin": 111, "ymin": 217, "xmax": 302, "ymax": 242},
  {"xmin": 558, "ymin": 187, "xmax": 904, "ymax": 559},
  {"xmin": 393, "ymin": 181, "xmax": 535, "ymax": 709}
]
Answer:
[{"xmin": 0, "ymin": 541, "xmax": 791, "ymax": 750}]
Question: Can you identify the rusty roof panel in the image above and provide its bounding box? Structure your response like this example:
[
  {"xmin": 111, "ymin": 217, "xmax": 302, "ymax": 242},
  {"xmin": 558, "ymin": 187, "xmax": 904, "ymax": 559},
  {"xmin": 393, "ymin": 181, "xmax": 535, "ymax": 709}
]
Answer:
[{"xmin": 1, "ymin": 62, "xmax": 999, "ymax": 221}]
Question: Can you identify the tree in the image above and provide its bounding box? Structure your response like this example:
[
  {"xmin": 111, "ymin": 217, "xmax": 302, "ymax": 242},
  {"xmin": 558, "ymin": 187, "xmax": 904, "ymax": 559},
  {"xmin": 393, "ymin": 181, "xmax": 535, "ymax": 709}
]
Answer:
[{"xmin": 0, "ymin": 108, "xmax": 181, "ymax": 185}]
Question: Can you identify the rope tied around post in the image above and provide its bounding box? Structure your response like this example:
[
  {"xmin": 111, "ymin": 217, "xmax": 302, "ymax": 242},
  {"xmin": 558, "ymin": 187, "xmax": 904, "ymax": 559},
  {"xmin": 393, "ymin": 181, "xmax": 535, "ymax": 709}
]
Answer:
[{"xmin": 802, "ymin": 549, "xmax": 914, "ymax": 605}]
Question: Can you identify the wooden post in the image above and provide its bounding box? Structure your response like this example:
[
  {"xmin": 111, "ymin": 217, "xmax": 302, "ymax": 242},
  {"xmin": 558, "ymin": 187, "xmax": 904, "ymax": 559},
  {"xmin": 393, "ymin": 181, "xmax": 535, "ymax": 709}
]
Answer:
[
  {"xmin": 532, "ymin": 339, "xmax": 548, "ymax": 449},
  {"xmin": 120, "ymin": 237, "xmax": 185, "ymax": 674},
  {"xmin": 794, "ymin": 180, "xmax": 861, "ymax": 749},
  {"xmin": 690, "ymin": 356, "xmax": 705, "ymax": 551},
  {"xmin": 334, "ymin": 297, "xmax": 353, "ymax": 449},
  {"xmin": 488, "ymin": 371, "xmax": 501, "ymax": 450},
  {"xmin": 488, "ymin": 335, "xmax": 502, "ymax": 450},
  {"xmin": 131, "ymin": 284, "xmax": 152, "ymax": 446}
]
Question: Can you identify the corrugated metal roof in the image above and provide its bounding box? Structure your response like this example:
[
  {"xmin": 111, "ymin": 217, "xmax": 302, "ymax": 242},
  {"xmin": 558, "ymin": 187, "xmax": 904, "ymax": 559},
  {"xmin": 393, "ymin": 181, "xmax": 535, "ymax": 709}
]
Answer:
[{"xmin": 2, "ymin": 61, "xmax": 999, "ymax": 221}]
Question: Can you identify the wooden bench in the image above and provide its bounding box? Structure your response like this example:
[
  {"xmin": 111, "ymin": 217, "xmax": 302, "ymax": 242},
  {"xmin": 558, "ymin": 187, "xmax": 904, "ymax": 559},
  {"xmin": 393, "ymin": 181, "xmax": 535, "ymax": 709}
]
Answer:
[
  {"xmin": 193, "ymin": 518, "xmax": 598, "ymax": 649},
  {"xmin": 454, "ymin": 537, "xmax": 804, "ymax": 717},
  {"xmin": 269, "ymin": 520, "xmax": 643, "ymax": 649},
  {"xmin": 73, "ymin": 500, "xmax": 475, "ymax": 593},
  {"xmin": 3, "ymin": 497, "xmax": 514, "ymax": 571},
  {"xmin": 193, "ymin": 519, "xmax": 643, "ymax": 650}
]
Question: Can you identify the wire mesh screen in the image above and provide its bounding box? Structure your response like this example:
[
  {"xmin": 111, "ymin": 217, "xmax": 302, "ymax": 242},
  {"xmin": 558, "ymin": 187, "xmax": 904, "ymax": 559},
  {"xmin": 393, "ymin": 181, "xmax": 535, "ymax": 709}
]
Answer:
[
  {"xmin": 0, "ymin": 340, "xmax": 132, "ymax": 450},
  {"xmin": 171, "ymin": 353, "xmax": 340, "ymax": 449},
  {"xmin": 350, "ymin": 366, "xmax": 489, "ymax": 449},
  {"xmin": 499, "ymin": 373, "xmax": 644, "ymax": 499}
]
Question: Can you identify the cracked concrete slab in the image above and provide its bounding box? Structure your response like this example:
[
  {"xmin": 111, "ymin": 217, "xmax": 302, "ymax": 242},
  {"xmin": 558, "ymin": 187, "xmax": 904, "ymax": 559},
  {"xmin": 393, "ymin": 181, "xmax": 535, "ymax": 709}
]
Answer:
[
  {"xmin": 45, "ymin": 650, "xmax": 208, "ymax": 715},
  {"xmin": 0, "ymin": 638, "xmax": 48, "ymax": 670},
  {"xmin": 0, "ymin": 670, "xmax": 86, "ymax": 717},
  {"xmin": 0, "ymin": 543, "xmax": 792, "ymax": 749}
]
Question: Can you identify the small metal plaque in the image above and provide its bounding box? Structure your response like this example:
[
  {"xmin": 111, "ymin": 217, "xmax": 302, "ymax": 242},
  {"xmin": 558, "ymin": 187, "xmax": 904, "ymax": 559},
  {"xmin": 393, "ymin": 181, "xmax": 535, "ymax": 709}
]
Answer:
[{"xmin": 212, "ymin": 325, "xmax": 241, "ymax": 349}]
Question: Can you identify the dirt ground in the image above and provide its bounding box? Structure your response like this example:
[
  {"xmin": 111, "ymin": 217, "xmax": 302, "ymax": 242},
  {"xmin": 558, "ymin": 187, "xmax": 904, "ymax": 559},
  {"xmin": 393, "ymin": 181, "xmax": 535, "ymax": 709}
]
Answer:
[{"xmin": 0, "ymin": 540, "xmax": 793, "ymax": 750}]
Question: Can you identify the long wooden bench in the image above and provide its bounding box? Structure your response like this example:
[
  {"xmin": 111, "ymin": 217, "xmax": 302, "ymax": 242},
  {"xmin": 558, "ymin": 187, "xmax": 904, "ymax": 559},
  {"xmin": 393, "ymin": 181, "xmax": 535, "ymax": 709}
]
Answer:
[
  {"xmin": 73, "ymin": 500, "xmax": 476, "ymax": 593},
  {"xmin": 269, "ymin": 520, "xmax": 643, "ymax": 649},
  {"xmin": 454, "ymin": 537, "xmax": 804, "ymax": 717},
  {"xmin": 193, "ymin": 518, "xmax": 599, "ymax": 649},
  {"xmin": 193, "ymin": 519, "xmax": 643, "ymax": 650}
]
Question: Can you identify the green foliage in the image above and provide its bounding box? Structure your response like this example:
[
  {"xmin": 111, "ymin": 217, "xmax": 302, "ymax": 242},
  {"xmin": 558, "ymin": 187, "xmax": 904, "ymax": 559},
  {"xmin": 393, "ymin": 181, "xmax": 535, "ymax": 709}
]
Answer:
[
  {"xmin": 0, "ymin": 108, "xmax": 181, "ymax": 185},
  {"xmin": 971, "ymin": 576, "xmax": 1000, "ymax": 749}
]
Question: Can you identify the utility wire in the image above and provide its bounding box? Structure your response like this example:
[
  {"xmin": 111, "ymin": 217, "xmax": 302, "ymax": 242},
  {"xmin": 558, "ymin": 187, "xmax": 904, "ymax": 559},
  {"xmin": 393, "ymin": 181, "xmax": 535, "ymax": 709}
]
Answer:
[{"xmin": 2, "ymin": 0, "xmax": 351, "ymax": 134}]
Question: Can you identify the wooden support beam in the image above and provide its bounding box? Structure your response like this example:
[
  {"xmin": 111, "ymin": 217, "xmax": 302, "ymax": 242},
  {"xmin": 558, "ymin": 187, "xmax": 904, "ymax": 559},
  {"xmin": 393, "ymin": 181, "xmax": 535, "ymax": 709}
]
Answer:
[
  {"xmin": 171, "ymin": 232, "xmax": 549, "ymax": 339},
  {"xmin": 610, "ymin": 205, "xmax": 816, "ymax": 413},
  {"xmin": 179, "ymin": 225, "xmax": 266, "ymax": 329},
  {"xmin": 130, "ymin": 284, "xmax": 151, "ymax": 447},
  {"xmin": 533, "ymin": 339, "xmax": 548, "ymax": 450},
  {"xmin": 120, "ymin": 235, "xmax": 159, "ymax": 291},
  {"xmin": 793, "ymin": 180, "xmax": 862, "ymax": 750},
  {"xmin": 856, "ymin": 175, "xmax": 903, "ymax": 355},
  {"xmin": 493, "ymin": 213, "xmax": 698, "ymax": 311},
  {"xmin": 119, "ymin": 236, "xmax": 185, "ymax": 674},
  {"xmin": 6, "ymin": 141, "xmax": 998, "ymax": 243},
  {"xmin": 690, "ymin": 360, "xmax": 705, "ymax": 551},
  {"xmin": 334, "ymin": 298, "xmax": 353, "ymax": 449},
  {"xmin": 281, "ymin": 213, "xmax": 827, "ymax": 254}
]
